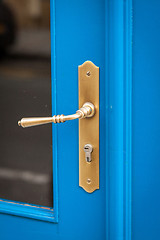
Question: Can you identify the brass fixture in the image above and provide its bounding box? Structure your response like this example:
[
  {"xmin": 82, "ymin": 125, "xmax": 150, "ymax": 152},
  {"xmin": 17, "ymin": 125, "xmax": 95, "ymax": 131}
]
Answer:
[
  {"xmin": 18, "ymin": 102, "xmax": 95, "ymax": 128},
  {"xmin": 78, "ymin": 61, "xmax": 99, "ymax": 193}
]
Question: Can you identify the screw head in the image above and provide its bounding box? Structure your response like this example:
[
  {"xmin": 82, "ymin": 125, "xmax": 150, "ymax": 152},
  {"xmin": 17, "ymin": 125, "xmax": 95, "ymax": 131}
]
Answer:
[
  {"xmin": 86, "ymin": 71, "xmax": 91, "ymax": 77},
  {"xmin": 87, "ymin": 178, "xmax": 91, "ymax": 184}
]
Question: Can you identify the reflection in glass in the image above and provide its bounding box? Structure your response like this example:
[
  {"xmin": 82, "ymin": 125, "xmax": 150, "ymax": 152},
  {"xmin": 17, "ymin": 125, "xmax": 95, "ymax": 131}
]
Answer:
[{"xmin": 0, "ymin": 0, "xmax": 53, "ymax": 207}]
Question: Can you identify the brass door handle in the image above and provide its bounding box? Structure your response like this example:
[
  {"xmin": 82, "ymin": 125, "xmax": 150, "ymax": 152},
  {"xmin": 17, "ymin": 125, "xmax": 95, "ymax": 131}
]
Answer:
[
  {"xmin": 18, "ymin": 61, "xmax": 99, "ymax": 194},
  {"xmin": 18, "ymin": 102, "xmax": 95, "ymax": 128}
]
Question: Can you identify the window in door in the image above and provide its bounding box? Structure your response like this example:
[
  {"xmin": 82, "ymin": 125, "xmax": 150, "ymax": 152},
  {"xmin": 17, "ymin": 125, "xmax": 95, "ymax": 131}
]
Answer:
[{"xmin": 0, "ymin": 0, "xmax": 53, "ymax": 209}]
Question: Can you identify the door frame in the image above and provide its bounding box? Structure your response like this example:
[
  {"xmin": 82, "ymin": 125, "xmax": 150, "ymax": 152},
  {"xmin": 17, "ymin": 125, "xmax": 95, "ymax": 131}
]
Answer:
[{"xmin": 106, "ymin": 0, "xmax": 133, "ymax": 239}]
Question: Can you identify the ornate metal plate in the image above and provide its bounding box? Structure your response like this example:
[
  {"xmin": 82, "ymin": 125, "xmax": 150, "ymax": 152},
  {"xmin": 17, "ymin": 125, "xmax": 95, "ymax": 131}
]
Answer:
[{"xmin": 79, "ymin": 61, "xmax": 99, "ymax": 193}]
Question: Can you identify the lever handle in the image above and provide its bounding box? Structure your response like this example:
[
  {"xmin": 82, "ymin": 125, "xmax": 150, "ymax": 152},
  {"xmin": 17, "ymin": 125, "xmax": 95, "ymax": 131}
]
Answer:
[{"xmin": 18, "ymin": 102, "xmax": 95, "ymax": 128}]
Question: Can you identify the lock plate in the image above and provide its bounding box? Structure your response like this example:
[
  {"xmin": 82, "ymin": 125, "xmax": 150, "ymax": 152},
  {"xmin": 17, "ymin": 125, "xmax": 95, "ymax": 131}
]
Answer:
[{"xmin": 79, "ymin": 61, "xmax": 99, "ymax": 193}]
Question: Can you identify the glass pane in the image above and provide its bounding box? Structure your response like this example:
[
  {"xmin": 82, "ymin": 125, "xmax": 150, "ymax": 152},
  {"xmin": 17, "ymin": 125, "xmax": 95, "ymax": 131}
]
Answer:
[{"xmin": 0, "ymin": 0, "xmax": 53, "ymax": 207}]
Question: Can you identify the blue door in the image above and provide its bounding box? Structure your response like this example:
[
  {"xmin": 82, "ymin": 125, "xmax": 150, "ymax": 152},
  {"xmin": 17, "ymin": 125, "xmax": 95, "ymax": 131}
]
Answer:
[
  {"xmin": 0, "ymin": 0, "xmax": 160, "ymax": 239},
  {"xmin": 0, "ymin": 0, "xmax": 106, "ymax": 239}
]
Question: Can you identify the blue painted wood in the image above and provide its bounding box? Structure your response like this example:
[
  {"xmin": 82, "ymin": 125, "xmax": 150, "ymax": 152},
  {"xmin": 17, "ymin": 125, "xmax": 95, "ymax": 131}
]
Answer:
[
  {"xmin": 108, "ymin": 0, "xmax": 125, "ymax": 239},
  {"xmin": 50, "ymin": 0, "xmax": 58, "ymax": 223},
  {"xmin": 54, "ymin": 1, "xmax": 106, "ymax": 239},
  {"xmin": 0, "ymin": 199, "xmax": 54, "ymax": 222},
  {"xmin": 107, "ymin": 0, "xmax": 133, "ymax": 240},
  {"xmin": 124, "ymin": 1, "xmax": 133, "ymax": 239},
  {"xmin": 132, "ymin": 0, "xmax": 160, "ymax": 239},
  {"xmin": 3, "ymin": 0, "xmax": 160, "ymax": 239},
  {"xmin": 0, "ymin": 0, "xmax": 106, "ymax": 239}
]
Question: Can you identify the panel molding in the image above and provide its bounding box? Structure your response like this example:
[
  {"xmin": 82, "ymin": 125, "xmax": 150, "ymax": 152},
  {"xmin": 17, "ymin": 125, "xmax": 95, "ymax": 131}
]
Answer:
[
  {"xmin": 0, "ymin": 199, "xmax": 55, "ymax": 222},
  {"xmin": 124, "ymin": 0, "xmax": 133, "ymax": 239},
  {"xmin": 51, "ymin": 0, "xmax": 59, "ymax": 223},
  {"xmin": 105, "ymin": 0, "xmax": 133, "ymax": 239}
]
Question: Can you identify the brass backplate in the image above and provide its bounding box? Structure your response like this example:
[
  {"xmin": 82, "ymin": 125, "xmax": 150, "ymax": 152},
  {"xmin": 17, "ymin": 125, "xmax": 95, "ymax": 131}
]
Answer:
[{"xmin": 79, "ymin": 61, "xmax": 99, "ymax": 193}]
